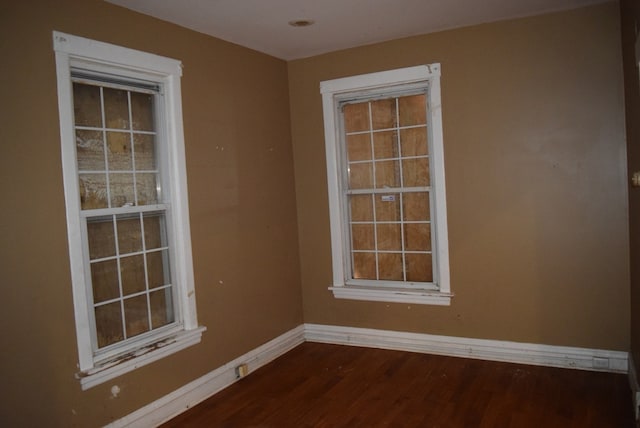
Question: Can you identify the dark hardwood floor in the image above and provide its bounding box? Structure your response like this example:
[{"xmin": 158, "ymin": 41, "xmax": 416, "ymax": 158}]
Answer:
[{"xmin": 161, "ymin": 342, "xmax": 634, "ymax": 428}]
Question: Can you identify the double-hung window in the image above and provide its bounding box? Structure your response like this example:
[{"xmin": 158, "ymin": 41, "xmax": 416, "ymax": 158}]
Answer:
[
  {"xmin": 54, "ymin": 32, "xmax": 204, "ymax": 389},
  {"xmin": 321, "ymin": 65, "xmax": 451, "ymax": 305}
]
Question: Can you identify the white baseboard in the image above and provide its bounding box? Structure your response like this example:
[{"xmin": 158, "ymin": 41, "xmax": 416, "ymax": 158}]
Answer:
[
  {"xmin": 106, "ymin": 325, "xmax": 305, "ymax": 428},
  {"xmin": 108, "ymin": 323, "xmax": 628, "ymax": 427},
  {"xmin": 304, "ymin": 323, "xmax": 628, "ymax": 373}
]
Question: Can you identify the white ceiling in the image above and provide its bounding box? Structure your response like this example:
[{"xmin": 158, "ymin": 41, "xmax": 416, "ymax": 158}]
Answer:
[{"xmin": 106, "ymin": 0, "xmax": 606, "ymax": 60}]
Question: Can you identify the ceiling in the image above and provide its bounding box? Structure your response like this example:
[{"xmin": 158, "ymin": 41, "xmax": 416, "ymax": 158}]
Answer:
[{"xmin": 106, "ymin": 0, "xmax": 606, "ymax": 60}]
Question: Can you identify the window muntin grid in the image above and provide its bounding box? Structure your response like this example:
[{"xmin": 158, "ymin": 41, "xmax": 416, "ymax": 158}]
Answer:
[
  {"xmin": 87, "ymin": 212, "xmax": 174, "ymax": 349},
  {"xmin": 73, "ymin": 81, "xmax": 160, "ymax": 210},
  {"xmin": 72, "ymin": 78, "xmax": 178, "ymax": 355},
  {"xmin": 341, "ymin": 92, "xmax": 434, "ymax": 286}
]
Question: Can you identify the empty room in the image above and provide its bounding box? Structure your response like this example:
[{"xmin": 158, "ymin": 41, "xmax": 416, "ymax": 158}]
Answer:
[{"xmin": 1, "ymin": 0, "xmax": 640, "ymax": 426}]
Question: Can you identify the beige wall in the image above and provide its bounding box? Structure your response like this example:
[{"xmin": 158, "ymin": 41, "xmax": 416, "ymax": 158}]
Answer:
[
  {"xmin": 289, "ymin": 2, "xmax": 629, "ymax": 350},
  {"xmin": 0, "ymin": 0, "xmax": 302, "ymax": 426},
  {"xmin": 621, "ymin": 0, "xmax": 640, "ymax": 376}
]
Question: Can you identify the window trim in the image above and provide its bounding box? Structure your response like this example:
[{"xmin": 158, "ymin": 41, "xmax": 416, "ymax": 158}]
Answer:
[
  {"xmin": 53, "ymin": 31, "xmax": 204, "ymax": 389},
  {"xmin": 320, "ymin": 64, "xmax": 451, "ymax": 306}
]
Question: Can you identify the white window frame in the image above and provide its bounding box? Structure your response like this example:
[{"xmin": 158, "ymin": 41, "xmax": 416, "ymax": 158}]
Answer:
[
  {"xmin": 321, "ymin": 64, "xmax": 451, "ymax": 306},
  {"xmin": 53, "ymin": 31, "xmax": 205, "ymax": 389}
]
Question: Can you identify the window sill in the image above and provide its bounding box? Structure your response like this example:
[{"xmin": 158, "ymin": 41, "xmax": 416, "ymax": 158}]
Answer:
[
  {"xmin": 77, "ymin": 326, "xmax": 206, "ymax": 390},
  {"xmin": 330, "ymin": 286, "xmax": 452, "ymax": 306}
]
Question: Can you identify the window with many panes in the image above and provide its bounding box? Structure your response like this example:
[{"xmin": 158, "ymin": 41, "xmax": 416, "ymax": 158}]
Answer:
[
  {"xmin": 54, "ymin": 32, "xmax": 204, "ymax": 389},
  {"xmin": 74, "ymin": 78, "xmax": 175, "ymax": 349},
  {"xmin": 321, "ymin": 65, "xmax": 451, "ymax": 305}
]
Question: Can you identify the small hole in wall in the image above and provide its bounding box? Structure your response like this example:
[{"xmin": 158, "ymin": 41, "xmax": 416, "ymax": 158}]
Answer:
[{"xmin": 288, "ymin": 19, "xmax": 315, "ymax": 27}]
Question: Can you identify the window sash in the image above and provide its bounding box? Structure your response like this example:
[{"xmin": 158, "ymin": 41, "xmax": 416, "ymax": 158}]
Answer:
[
  {"xmin": 72, "ymin": 79, "xmax": 163, "ymax": 211},
  {"xmin": 82, "ymin": 209, "xmax": 181, "ymax": 362}
]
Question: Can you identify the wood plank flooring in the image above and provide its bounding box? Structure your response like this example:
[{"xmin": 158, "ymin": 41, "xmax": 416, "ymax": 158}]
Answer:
[{"xmin": 161, "ymin": 342, "xmax": 634, "ymax": 428}]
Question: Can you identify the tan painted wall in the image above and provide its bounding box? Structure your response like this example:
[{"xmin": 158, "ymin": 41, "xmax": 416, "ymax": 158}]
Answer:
[
  {"xmin": 0, "ymin": 0, "xmax": 302, "ymax": 426},
  {"xmin": 621, "ymin": 0, "xmax": 640, "ymax": 375},
  {"xmin": 289, "ymin": 2, "xmax": 629, "ymax": 350}
]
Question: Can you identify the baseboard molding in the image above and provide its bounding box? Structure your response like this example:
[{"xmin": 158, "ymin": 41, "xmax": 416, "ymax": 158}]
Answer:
[
  {"xmin": 304, "ymin": 323, "xmax": 628, "ymax": 373},
  {"xmin": 109, "ymin": 323, "xmax": 628, "ymax": 427},
  {"xmin": 106, "ymin": 325, "xmax": 305, "ymax": 428}
]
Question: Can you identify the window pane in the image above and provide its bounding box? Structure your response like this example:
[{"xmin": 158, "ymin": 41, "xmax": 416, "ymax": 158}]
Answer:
[
  {"xmin": 377, "ymin": 224, "xmax": 401, "ymax": 251},
  {"xmin": 144, "ymin": 212, "xmax": 165, "ymax": 249},
  {"xmin": 346, "ymin": 134, "xmax": 371, "ymax": 162},
  {"xmin": 130, "ymin": 92, "xmax": 154, "ymax": 131},
  {"xmin": 349, "ymin": 194, "xmax": 373, "ymax": 222},
  {"xmin": 404, "ymin": 223, "xmax": 431, "ymax": 251},
  {"xmin": 73, "ymin": 83, "xmax": 101, "ymax": 127},
  {"xmin": 79, "ymin": 173, "xmax": 108, "ymax": 209},
  {"xmin": 117, "ymin": 214, "xmax": 142, "ymax": 254},
  {"xmin": 375, "ymin": 160, "xmax": 400, "ymax": 188},
  {"xmin": 90, "ymin": 260, "xmax": 120, "ymax": 303},
  {"xmin": 374, "ymin": 194, "xmax": 400, "ymax": 221},
  {"xmin": 402, "ymin": 158, "xmax": 429, "ymax": 187},
  {"xmin": 398, "ymin": 94, "xmax": 426, "ymax": 126},
  {"xmin": 150, "ymin": 288, "xmax": 174, "ymax": 329},
  {"xmin": 95, "ymin": 302, "xmax": 124, "ymax": 348},
  {"xmin": 353, "ymin": 252, "xmax": 376, "ymax": 280},
  {"xmin": 109, "ymin": 173, "xmax": 135, "ymax": 207},
  {"xmin": 378, "ymin": 253, "xmax": 403, "ymax": 280},
  {"xmin": 87, "ymin": 217, "xmax": 115, "ymax": 259},
  {"xmin": 343, "ymin": 102, "xmax": 370, "ymax": 133},
  {"xmin": 147, "ymin": 250, "xmax": 170, "ymax": 289},
  {"xmin": 124, "ymin": 295, "xmax": 150, "ymax": 338},
  {"xmin": 103, "ymin": 88, "xmax": 129, "ymax": 130},
  {"xmin": 373, "ymin": 131, "xmax": 398, "ymax": 160},
  {"xmin": 351, "ymin": 224, "xmax": 375, "ymax": 250},
  {"xmin": 133, "ymin": 133, "xmax": 156, "ymax": 170},
  {"xmin": 406, "ymin": 253, "xmax": 433, "ymax": 282},
  {"xmin": 348, "ymin": 162, "xmax": 373, "ymax": 189},
  {"xmin": 371, "ymin": 98, "xmax": 396, "ymax": 130},
  {"xmin": 76, "ymin": 130, "xmax": 105, "ymax": 171},
  {"xmin": 400, "ymin": 127, "xmax": 428, "ymax": 157},
  {"xmin": 107, "ymin": 132, "xmax": 132, "ymax": 171},
  {"xmin": 403, "ymin": 192, "xmax": 430, "ymax": 221},
  {"xmin": 136, "ymin": 173, "xmax": 158, "ymax": 205},
  {"xmin": 120, "ymin": 254, "xmax": 146, "ymax": 295}
]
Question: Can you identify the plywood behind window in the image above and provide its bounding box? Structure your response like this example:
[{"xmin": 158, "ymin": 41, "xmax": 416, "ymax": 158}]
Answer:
[
  {"xmin": 371, "ymin": 99, "xmax": 396, "ymax": 129},
  {"xmin": 73, "ymin": 83, "xmax": 158, "ymax": 210},
  {"xmin": 343, "ymin": 102, "xmax": 370, "ymax": 132},
  {"xmin": 104, "ymin": 88, "xmax": 129, "ymax": 130},
  {"xmin": 344, "ymin": 93, "xmax": 433, "ymax": 284},
  {"xmin": 86, "ymin": 210, "xmax": 173, "ymax": 347},
  {"xmin": 150, "ymin": 289, "xmax": 173, "ymax": 328},
  {"xmin": 87, "ymin": 212, "xmax": 174, "ymax": 347},
  {"xmin": 73, "ymin": 84, "xmax": 101, "ymax": 127},
  {"xmin": 90, "ymin": 260, "xmax": 119, "ymax": 303},
  {"xmin": 375, "ymin": 194, "xmax": 400, "ymax": 221},
  {"xmin": 130, "ymin": 92, "xmax": 154, "ymax": 131},
  {"xmin": 95, "ymin": 302, "xmax": 123, "ymax": 348},
  {"xmin": 76, "ymin": 130, "xmax": 105, "ymax": 170},
  {"xmin": 123, "ymin": 294, "xmax": 149, "ymax": 338}
]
